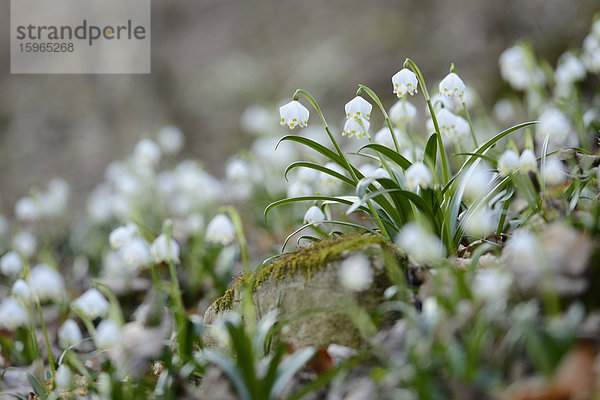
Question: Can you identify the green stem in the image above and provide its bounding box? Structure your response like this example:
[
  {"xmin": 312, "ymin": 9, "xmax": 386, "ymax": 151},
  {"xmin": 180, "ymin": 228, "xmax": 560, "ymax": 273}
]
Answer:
[
  {"xmin": 356, "ymin": 85, "xmax": 402, "ymax": 154},
  {"xmin": 462, "ymin": 102, "xmax": 478, "ymax": 148},
  {"xmin": 34, "ymin": 298, "xmax": 55, "ymax": 384},
  {"xmin": 496, "ymin": 193, "xmax": 512, "ymax": 235}
]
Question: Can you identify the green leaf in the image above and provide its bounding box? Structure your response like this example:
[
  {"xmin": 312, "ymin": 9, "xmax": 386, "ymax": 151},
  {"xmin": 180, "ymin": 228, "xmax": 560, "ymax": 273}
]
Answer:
[
  {"xmin": 0, "ymin": 393, "xmax": 28, "ymax": 400},
  {"xmin": 26, "ymin": 371, "xmax": 47, "ymax": 400},
  {"xmin": 277, "ymin": 136, "xmax": 344, "ymax": 166},
  {"xmin": 357, "ymin": 143, "xmax": 412, "ymax": 170},
  {"xmin": 284, "ymin": 161, "xmax": 354, "ymax": 187},
  {"xmin": 203, "ymin": 350, "xmax": 252, "ymax": 400},
  {"xmin": 264, "ymin": 196, "xmax": 367, "ymax": 224},
  {"xmin": 424, "ymin": 132, "xmax": 438, "ymax": 169},
  {"xmin": 270, "ymin": 347, "xmax": 315, "ymax": 400}
]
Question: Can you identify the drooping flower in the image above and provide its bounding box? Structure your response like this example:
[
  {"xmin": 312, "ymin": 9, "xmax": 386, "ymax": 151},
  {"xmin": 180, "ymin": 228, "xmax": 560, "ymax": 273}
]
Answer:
[
  {"xmin": 473, "ymin": 268, "xmax": 512, "ymax": 300},
  {"xmin": 536, "ymin": 108, "xmax": 571, "ymax": 147},
  {"xmin": 132, "ymin": 139, "xmax": 162, "ymax": 168},
  {"xmin": 498, "ymin": 150, "xmax": 520, "ymax": 176},
  {"xmin": 389, "ymin": 100, "xmax": 417, "ymax": 124},
  {"xmin": 396, "ymin": 223, "xmax": 445, "ymax": 264},
  {"xmin": 319, "ymin": 162, "xmax": 346, "ymax": 191},
  {"xmin": 519, "ymin": 149, "xmax": 537, "ymax": 172},
  {"xmin": 279, "ymin": 100, "xmax": 309, "ymax": 129},
  {"xmin": 462, "ymin": 163, "xmax": 493, "ymax": 201},
  {"xmin": 226, "ymin": 158, "xmax": 251, "ymax": 183},
  {"xmin": 150, "ymin": 233, "xmax": 181, "ymax": 264},
  {"xmin": 28, "ymin": 264, "xmax": 65, "ymax": 302},
  {"xmin": 555, "ymin": 51, "xmax": 586, "ymax": 85},
  {"xmin": 502, "ymin": 229, "xmax": 541, "ymax": 269},
  {"xmin": 109, "ymin": 222, "xmax": 141, "ymax": 250},
  {"xmin": 15, "ymin": 197, "xmax": 40, "ymax": 222},
  {"xmin": 11, "ymin": 279, "xmax": 30, "ymax": 302},
  {"xmin": 344, "ymin": 96, "xmax": 372, "ymax": 120},
  {"xmin": 542, "ymin": 158, "xmax": 567, "ymax": 187},
  {"xmin": 493, "ymin": 99, "xmax": 516, "ymax": 123},
  {"xmin": 95, "ymin": 319, "xmax": 123, "ymax": 349},
  {"xmin": 439, "ymin": 72, "xmax": 466, "ymax": 101},
  {"xmin": 392, "ymin": 68, "xmax": 418, "ymax": 97},
  {"xmin": 58, "ymin": 319, "xmax": 83, "ymax": 349},
  {"xmin": 499, "ymin": 44, "xmax": 545, "ymax": 90},
  {"xmin": 405, "ymin": 162, "xmax": 432, "ymax": 190},
  {"xmin": 463, "ymin": 207, "xmax": 495, "ymax": 237},
  {"xmin": 55, "ymin": 365, "xmax": 73, "ymax": 390},
  {"xmin": 157, "ymin": 125, "xmax": 185, "ymax": 155},
  {"xmin": 287, "ymin": 181, "xmax": 313, "ymax": 198},
  {"xmin": 0, "ymin": 298, "xmax": 29, "ymax": 330},
  {"xmin": 339, "ymin": 254, "xmax": 373, "ymax": 292},
  {"xmin": 1, "ymin": 251, "xmax": 23, "ymax": 277},
  {"xmin": 374, "ymin": 127, "xmax": 409, "ymax": 150},
  {"xmin": 71, "ymin": 288, "xmax": 110, "ymax": 320},
  {"xmin": 12, "ymin": 231, "xmax": 37, "ymax": 259},
  {"xmin": 119, "ymin": 238, "xmax": 152, "ymax": 271},
  {"xmin": 206, "ymin": 214, "xmax": 236, "ymax": 245},
  {"xmin": 303, "ymin": 206, "xmax": 325, "ymax": 225},
  {"xmin": 342, "ymin": 117, "xmax": 370, "ymax": 139}
]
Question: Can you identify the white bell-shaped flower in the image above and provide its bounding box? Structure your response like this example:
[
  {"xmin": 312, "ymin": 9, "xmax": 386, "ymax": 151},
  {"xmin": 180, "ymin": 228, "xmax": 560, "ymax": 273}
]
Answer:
[
  {"xmin": 339, "ymin": 254, "xmax": 373, "ymax": 292},
  {"xmin": 392, "ymin": 68, "xmax": 418, "ymax": 97},
  {"xmin": 95, "ymin": 319, "xmax": 123, "ymax": 349},
  {"xmin": 536, "ymin": 108, "xmax": 571, "ymax": 147},
  {"xmin": 396, "ymin": 223, "xmax": 445, "ymax": 264},
  {"xmin": 498, "ymin": 150, "xmax": 520, "ymax": 176},
  {"xmin": 279, "ymin": 100, "xmax": 309, "ymax": 129},
  {"xmin": 389, "ymin": 100, "xmax": 417, "ymax": 124},
  {"xmin": 109, "ymin": 222, "xmax": 141, "ymax": 250},
  {"xmin": 542, "ymin": 158, "xmax": 567, "ymax": 187},
  {"xmin": 28, "ymin": 264, "xmax": 65, "ymax": 302},
  {"xmin": 405, "ymin": 162, "xmax": 432, "ymax": 190},
  {"xmin": 342, "ymin": 117, "xmax": 370, "ymax": 139},
  {"xmin": 303, "ymin": 206, "xmax": 325, "ymax": 225},
  {"xmin": 55, "ymin": 365, "xmax": 73, "ymax": 390},
  {"xmin": 0, "ymin": 298, "xmax": 29, "ymax": 330},
  {"xmin": 132, "ymin": 139, "xmax": 162, "ymax": 168},
  {"xmin": 58, "ymin": 319, "xmax": 83, "ymax": 349},
  {"xmin": 15, "ymin": 197, "xmax": 41, "ymax": 222},
  {"xmin": 555, "ymin": 51, "xmax": 586, "ymax": 84},
  {"xmin": 519, "ymin": 149, "xmax": 537, "ymax": 172},
  {"xmin": 12, "ymin": 279, "xmax": 30, "ymax": 302},
  {"xmin": 345, "ymin": 96, "xmax": 372, "ymax": 120},
  {"xmin": 206, "ymin": 214, "xmax": 236, "ymax": 245},
  {"xmin": 157, "ymin": 125, "xmax": 185, "ymax": 155},
  {"xmin": 12, "ymin": 231, "xmax": 37, "ymax": 259},
  {"xmin": 1, "ymin": 251, "xmax": 23, "ymax": 277},
  {"xmin": 374, "ymin": 127, "xmax": 409, "ymax": 150},
  {"xmin": 439, "ymin": 72, "xmax": 466, "ymax": 100},
  {"xmin": 150, "ymin": 233, "xmax": 181, "ymax": 264},
  {"xmin": 119, "ymin": 238, "xmax": 152, "ymax": 271},
  {"xmin": 71, "ymin": 288, "xmax": 109, "ymax": 320}
]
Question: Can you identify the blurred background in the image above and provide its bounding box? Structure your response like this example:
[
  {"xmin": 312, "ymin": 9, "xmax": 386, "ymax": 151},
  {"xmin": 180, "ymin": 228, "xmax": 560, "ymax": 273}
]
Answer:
[{"xmin": 0, "ymin": 0, "xmax": 598, "ymax": 215}]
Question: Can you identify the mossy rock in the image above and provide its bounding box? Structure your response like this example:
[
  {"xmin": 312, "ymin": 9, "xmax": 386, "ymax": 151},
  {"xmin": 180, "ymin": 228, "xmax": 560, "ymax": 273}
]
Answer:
[{"xmin": 203, "ymin": 234, "xmax": 404, "ymax": 349}]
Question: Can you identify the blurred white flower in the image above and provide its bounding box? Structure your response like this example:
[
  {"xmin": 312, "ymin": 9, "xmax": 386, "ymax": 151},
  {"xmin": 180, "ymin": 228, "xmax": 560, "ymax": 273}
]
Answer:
[
  {"xmin": 392, "ymin": 68, "xmax": 418, "ymax": 97},
  {"xmin": 582, "ymin": 31, "xmax": 600, "ymax": 73},
  {"xmin": 58, "ymin": 319, "xmax": 83, "ymax": 349},
  {"xmin": 405, "ymin": 162, "xmax": 432, "ymax": 191},
  {"xmin": 1, "ymin": 251, "xmax": 23, "ymax": 277},
  {"xmin": 498, "ymin": 150, "xmax": 520, "ymax": 176},
  {"xmin": 303, "ymin": 206, "xmax": 325, "ymax": 225},
  {"xmin": 462, "ymin": 163, "xmax": 493, "ymax": 201},
  {"xmin": 241, "ymin": 105, "xmax": 273, "ymax": 135},
  {"xmin": 422, "ymin": 297, "xmax": 440, "ymax": 326},
  {"xmin": 12, "ymin": 231, "xmax": 37, "ymax": 259},
  {"xmin": 473, "ymin": 268, "xmax": 513, "ymax": 300},
  {"xmin": 287, "ymin": 181, "xmax": 313, "ymax": 198},
  {"xmin": 95, "ymin": 319, "xmax": 123, "ymax": 349},
  {"xmin": 55, "ymin": 365, "xmax": 73, "ymax": 390},
  {"xmin": 339, "ymin": 254, "xmax": 373, "ymax": 292},
  {"xmin": 132, "ymin": 139, "xmax": 162, "ymax": 168},
  {"xmin": 72, "ymin": 288, "xmax": 109, "ymax": 320},
  {"xmin": 41, "ymin": 178, "xmax": 70, "ymax": 217},
  {"xmin": 503, "ymin": 229, "xmax": 541, "ymax": 269},
  {"xmin": 28, "ymin": 264, "xmax": 64, "ymax": 302},
  {"xmin": 396, "ymin": 223, "xmax": 445, "ymax": 264},
  {"xmin": 279, "ymin": 100, "xmax": 309, "ymax": 129},
  {"xmin": 342, "ymin": 117, "xmax": 370, "ymax": 139},
  {"xmin": 499, "ymin": 44, "xmax": 545, "ymax": 90},
  {"xmin": 439, "ymin": 72, "xmax": 466, "ymax": 101},
  {"xmin": 151, "ymin": 233, "xmax": 181, "ymax": 264},
  {"xmin": 157, "ymin": 125, "xmax": 185, "ymax": 155},
  {"xmin": 555, "ymin": 51, "xmax": 586, "ymax": 85},
  {"xmin": 464, "ymin": 207, "xmax": 495, "ymax": 237},
  {"xmin": 109, "ymin": 222, "xmax": 140, "ymax": 250},
  {"xmin": 184, "ymin": 213, "xmax": 205, "ymax": 236},
  {"xmin": 536, "ymin": 108, "xmax": 571, "ymax": 147},
  {"xmin": 206, "ymin": 214, "xmax": 236, "ymax": 245},
  {"xmin": 0, "ymin": 298, "xmax": 29, "ymax": 330},
  {"xmin": 493, "ymin": 99, "xmax": 516, "ymax": 123},
  {"xmin": 87, "ymin": 184, "xmax": 114, "ymax": 223},
  {"xmin": 374, "ymin": 127, "xmax": 409, "ymax": 150},
  {"xmin": 436, "ymin": 109, "xmax": 457, "ymax": 141},
  {"xmin": 430, "ymin": 93, "xmax": 454, "ymax": 112},
  {"xmin": 226, "ymin": 158, "xmax": 251, "ymax": 183},
  {"xmin": 319, "ymin": 162, "xmax": 346, "ymax": 191},
  {"xmin": 120, "ymin": 238, "xmax": 152, "ymax": 271},
  {"xmin": 11, "ymin": 279, "xmax": 30, "ymax": 302},
  {"xmin": 345, "ymin": 96, "xmax": 372, "ymax": 120},
  {"xmin": 389, "ymin": 100, "xmax": 417, "ymax": 124},
  {"xmin": 542, "ymin": 158, "xmax": 567, "ymax": 187},
  {"xmin": 15, "ymin": 197, "xmax": 40, "ymax": 222},
  {"xmin": 519, "ymin": 149, "xmax": 537, "ymax": 172}
]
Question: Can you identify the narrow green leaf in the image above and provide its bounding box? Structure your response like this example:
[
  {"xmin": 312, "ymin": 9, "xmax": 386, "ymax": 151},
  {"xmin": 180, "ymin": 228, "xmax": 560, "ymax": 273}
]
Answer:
[
  {"xmin": 357, "ymin": 143, "xmax": 412, "ymax": 170},
  {"xmin": 26, "ymin": 372, "xmax": 47, "ymax": 400},
  {"xmin": 203, "ymin": 350, "xmax": 252, "ymax": 400},
  {"xmin": 424, "ymin": 132, "xmax": 438, "ymax": 168},
  {"xmin": 284, "ymin": 161, "xmax": 354, "ymax": 187},
  {"xmin": 270, "ymin": 347, "xmax": 315, "ymax": 400},
  {"xmin": 264, "ymin": 196, "xmax": 366, "ymax": 223},
  {"xmin": 277, "ymin": 136, "xmax": 343, "ymax": 165}
]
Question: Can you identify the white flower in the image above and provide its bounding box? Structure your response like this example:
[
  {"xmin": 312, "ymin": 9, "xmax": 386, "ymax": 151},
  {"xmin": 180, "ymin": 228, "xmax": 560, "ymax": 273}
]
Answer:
[
  {"xmin": 1, "ymin": 251, "xmax": 23, "ymax": 277},
  {"xmin": 279, "ymin": 100, "xmax": 309, "ymax": 129},
  {"xmin": 55, "ymin": 365, "xmax": 73, "ymax": 390},
  {"xmin": 499, "ymin": 45, "xmax": 545, "ymax": 90},
  {"xmin": 473, "ymin": 269, "xmax": 512, "ymax": 300},
  {"xmin": 342, "ymin": 117, "xmax": 370, "ymax": 139},
  {"xmin": 405, "ymin": 162, "xmax": 432, "ymax": 190},
  {"xmin": 319, "ymin": 162, "xmax": 346, "ymax": 191},
  {"xmin": 439, "ymin": 72, "xmax": 466, "ymax": 100},
  {"xmin": 132, "ymin": 138, "xmax": 161, "ymax": 168},
  {"xmin": 493, "ymin": 99, "xmax": 516, "ymax": 123},
  {"xmin": 287, "ymin": 181, "xmax": 313, "ymax": 198},
  {"xmin": 389, "ymin": 100, "xmax": 417, "ymax": 124},
  {"xmin": 226, "ymin": 158, "xmax": 251, "ymax": 183},
  {"xmin": 436, "ymin": 108, "xmax": 469, "ymax": 145},
  {"xmin": 519, "ymin": 149, "xmax": 537, "ymax": 172},
  {"xmin": 241, "ymin": 105, "xmax": 272, "ymax": 135},
  {"xmin": 536, "ymin": 108, "xmax": 571, "ymax": 147},
  {"xmin": 28, "ymin": 264, "xmax": 64, "ymax": 302},
  {"xmin": 463, "ymin": 207, "xmax": 495, "ymax": 237},
  {"xmin": 462, "ymin": 164, "xmax": 493, "ymax": 201},
  {"xmin": 374, "ymin": 127, "xmax": 409, "ymax": 150},
  {"xmin": 296, "ymin": 167, "xmax": 318, "ymax": 184},
  {"xmin": 58, "ymin": 319, "xmax": 83, "ymax": 349},
  {"xmin": 345, "ymin": 96, "xmax": 372, "ymax": 120},
  {"xmin": 339, "ymin": 254, "xmax": 373, "ymax": 292},
  {"xmin": 392, "ymin": 68, "xmax": 418, "ymax": 97},
  {"xmin": 206, "ymin": 214, "xmax": 236, "ymax": 245},
  {"xmin": 157, "ymin": 125, "xmax": 184, "ymax": 155},
  {"xmin": 150, "ymin": 233, "xmax": 181, "ymax": 264},
  {"xmin": 109, "ymin": 222, "xmax": 140, "ymax": 250},
  {"xmin": 503, "ymin": 230, "xmax": 541, "ymax": 269},
  {"xmin": 582, "ymin": 33, "xmax": 600, "ymax": 73},
  {"xmin": 41, "ymin": 178, "xmax": 70, "ymax": 218},
  {"xmin": 120, "ymin": 238, "xmax": 152, "ymax": 271},
  {"xmin": 15, "ymin": 197, "xmax": 40, "ymax": 221},
  {"xmin": 72, "ymin": 288, "xmax": 109, "ymax": 320},
  {"xmin": 0, "ymin": 298, "xmax": 28, "ymax": 330},
  {"xmin": 542, "ymin": 158, "xmax": 567, "ymax": 187},
  {"xmin": 498, "ymin": 150, "xmax": 520, "ymax": 176},
  {"xmin": 184, "ymin": 213, "xmax": 205, "ymax": 236},
  {"xmin": 12, "ymin": 279, "xmax": 30, "ymax": 302},
  {"xmin": 396, "ymin": 223, "xmax": 445, "ymax": 264},
  {"xmin": 12, "ymin": 231, "xmax": 37, "ymax": 259},
  {"xmin": 555, "ymin": 52, "xmax": 586, "ymax": 84},
  {"xmin": 303, "ymin": 206, "xmax": 325, "ymax": 225},
  {"xmin": 422, "ymin": 297, "xmax": 440, "ymax": 326},
  {"xmin": 95, "ymin": 319, "xmax": 123, "ymax": 349}
]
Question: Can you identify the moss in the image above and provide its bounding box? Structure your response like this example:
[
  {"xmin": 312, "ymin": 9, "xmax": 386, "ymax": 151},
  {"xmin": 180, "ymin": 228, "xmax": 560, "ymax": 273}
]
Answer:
[{"xmin": 211, "ymin": 233, "xmax": 400, "ymax": 313}]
